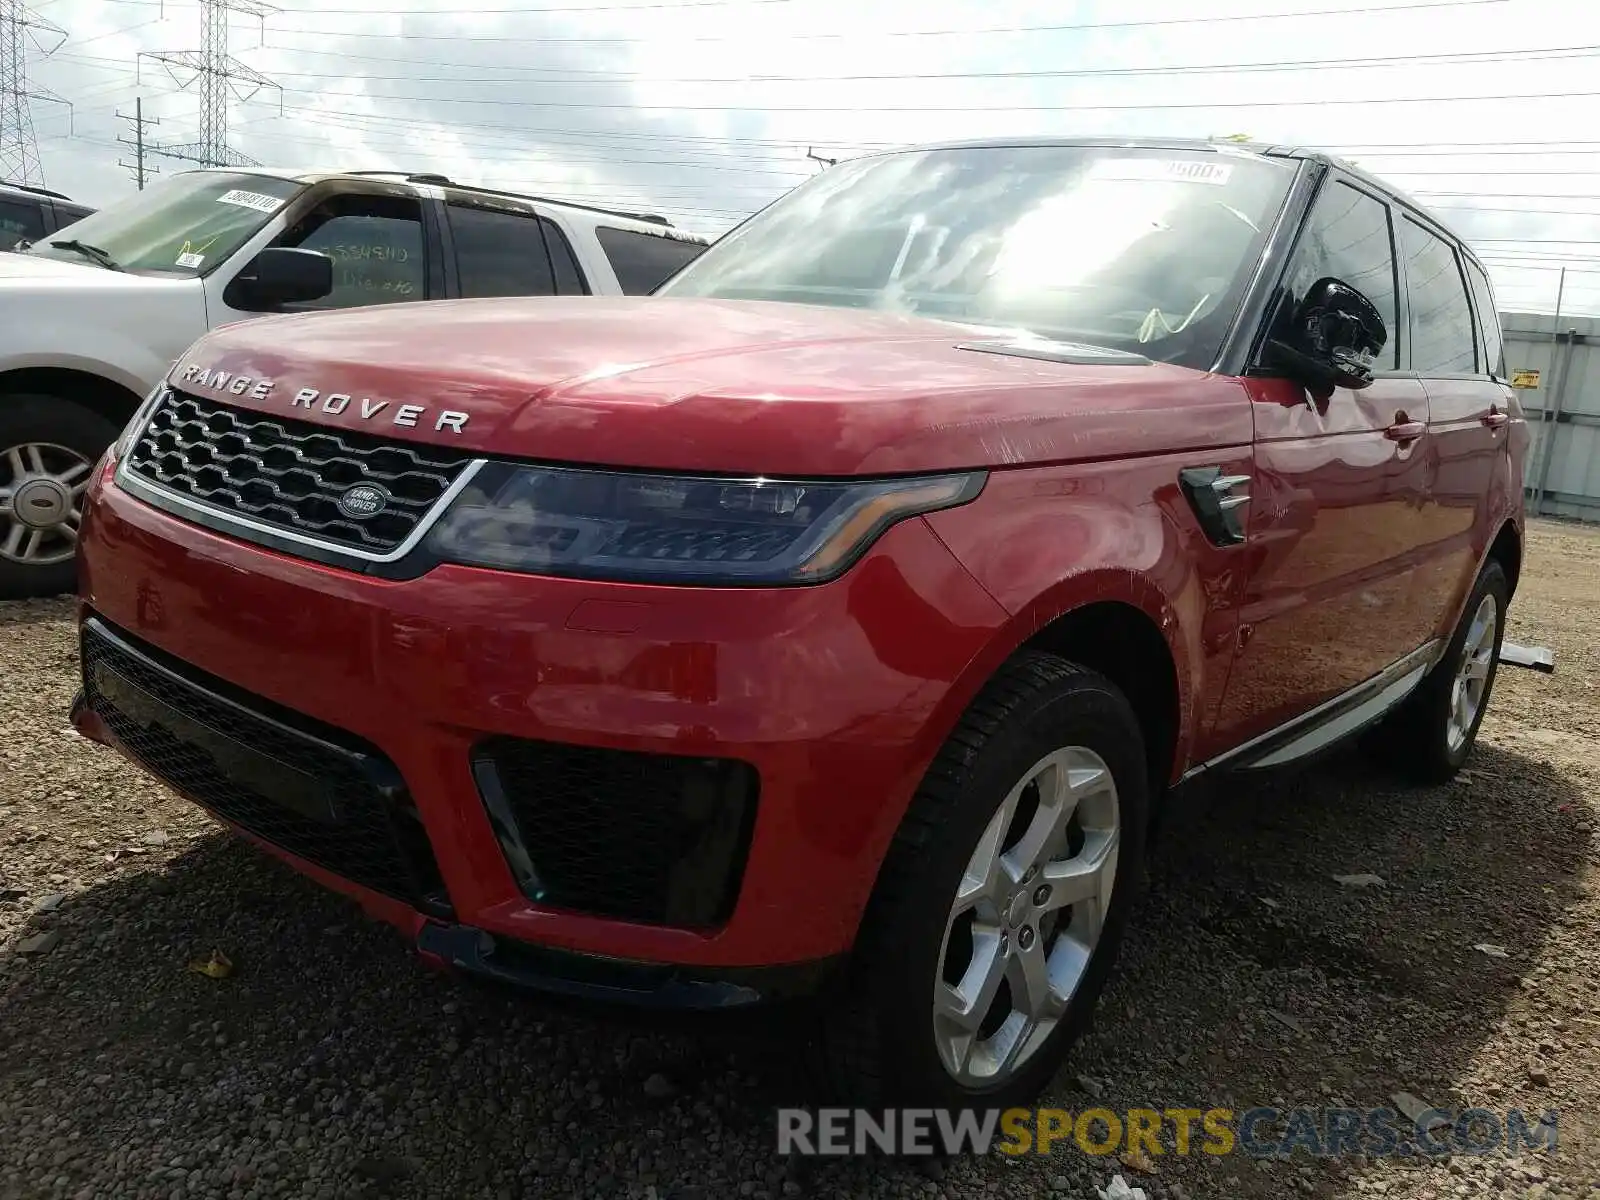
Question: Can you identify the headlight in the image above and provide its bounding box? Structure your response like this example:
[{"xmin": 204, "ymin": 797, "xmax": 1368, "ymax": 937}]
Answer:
[
  {"xmin": 113, "ymin": 381, "xmax": 170, "ymax": 460},
  {"xmin": 426, "ymin": 463, "xmax": 986, "ymax": 585}
]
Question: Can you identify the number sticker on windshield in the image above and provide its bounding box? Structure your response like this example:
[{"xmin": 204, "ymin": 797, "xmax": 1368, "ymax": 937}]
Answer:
[
  {"xmin": 216, "ymin": 189, "xmax": 284, "ymax": 213},
  {"xmin": 175, "ymin": 251, "xmax": 205, "ymax": 269},
  {"xmin": 1089, "ymin": 159, "xmax": 1234, "ymax": 186}
]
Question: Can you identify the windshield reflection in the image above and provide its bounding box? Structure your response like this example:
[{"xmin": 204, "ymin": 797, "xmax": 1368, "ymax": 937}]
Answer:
[{"xmin": 660, "ymin": 145, "xmax": 1296, "ymax": 369}]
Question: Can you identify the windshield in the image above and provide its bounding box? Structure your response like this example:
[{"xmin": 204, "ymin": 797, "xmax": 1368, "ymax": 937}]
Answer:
[
  {"xmin": 24, "ymin": 171, "xmax": 302, "ymax": 276},
  {"xmin": 660, "ymin": 144, "xmax": 1297, "ymax": 369}
]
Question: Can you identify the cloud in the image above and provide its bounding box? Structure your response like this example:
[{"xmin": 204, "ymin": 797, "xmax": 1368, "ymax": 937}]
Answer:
[{"xmin": 18, "ymin": 0, "xmax": 1600, "ymax": 312}]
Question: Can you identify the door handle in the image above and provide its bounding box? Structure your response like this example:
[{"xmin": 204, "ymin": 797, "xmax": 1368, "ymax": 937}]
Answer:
[
  {"xmin": 1482, "ymin": 409, "xmax": 1510, "ymax": 429},
  {"xmin": 1385, "ymin": 420, "xmax": 1425, "ymax": 442}
]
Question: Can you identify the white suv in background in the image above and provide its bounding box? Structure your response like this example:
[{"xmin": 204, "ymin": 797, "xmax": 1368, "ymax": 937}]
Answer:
[{"xmin": 0, "ymin": 167, "xmax": 711, "ymax": 598}]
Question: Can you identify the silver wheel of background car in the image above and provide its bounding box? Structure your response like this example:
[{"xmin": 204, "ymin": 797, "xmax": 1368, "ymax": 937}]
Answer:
[
  {"xmin": 933, "ymin": 745, "xmax": 1120, "ymax": 1088},
  {"xmin": 0, "ymin": 442, "xmax": 94, "ymax": 567},
  {"xmin": 1446, "ymin": 593, "xmax": 1498, "ymax": 755}
]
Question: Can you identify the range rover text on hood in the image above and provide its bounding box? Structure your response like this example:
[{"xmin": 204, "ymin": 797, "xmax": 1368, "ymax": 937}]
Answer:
[{"xmin": 173, "ymin": 362, "xmax": 471, "ymax": 435}]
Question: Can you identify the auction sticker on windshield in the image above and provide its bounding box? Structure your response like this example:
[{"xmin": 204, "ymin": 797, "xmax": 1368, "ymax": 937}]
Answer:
[
  {"xmin": 217, "ymin": 189, "xmax": 285, "ymax": 213},
  {"xmin": 1089, "ymin": 158, "xmax": 1234, "ymax": 186},
  {"xmin": 175, "ymin": 252, "xmax": 205, "ymax": 269}
]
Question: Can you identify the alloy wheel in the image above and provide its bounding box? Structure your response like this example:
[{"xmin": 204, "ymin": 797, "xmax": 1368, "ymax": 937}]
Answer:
[
  {"xmin": 1446, "ymin": 593, "xmax": 1498, "ymax": 754},
  {"xmin": 932, "ymin": 745, "xmax": 1120, "ymax": 1087}
]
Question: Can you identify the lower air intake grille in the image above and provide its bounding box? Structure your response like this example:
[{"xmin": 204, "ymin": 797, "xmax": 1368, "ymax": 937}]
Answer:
[
  {"xmin": 81, "ymin": 617, "xmax": 448, "ymax": 909},
  {"xmin": 123, "ymin": 388, "xmax": 473, "ymax": 554},
  {"xmin": 473, "ymin": 738, "xmax": 759, "ymax": 928}
]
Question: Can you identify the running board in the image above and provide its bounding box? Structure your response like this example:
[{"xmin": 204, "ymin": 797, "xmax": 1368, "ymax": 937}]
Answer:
[
  {"xmin": 1245, "ymin": 659, "xmax": 1432, "ymax": 770},
  {"xmin": 1180, "ymin": 640, "xmax": 1442, "ymax": 782},
  {"xmin": 1498, "ymin": 641, "xmax": 1555, "ymax": 674}
]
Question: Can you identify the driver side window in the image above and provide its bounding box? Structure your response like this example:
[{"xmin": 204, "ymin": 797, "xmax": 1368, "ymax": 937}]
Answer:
[
  {"xmin": 272, "ymin": 194, "xmax": 426, "ymax": 311},
  {"xmin": 1283, "ymin": 181, "xmax": 1399, "ymax": 369}
]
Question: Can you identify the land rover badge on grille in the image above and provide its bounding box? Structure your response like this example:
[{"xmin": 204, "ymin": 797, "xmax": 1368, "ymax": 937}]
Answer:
[{"xmin": 337, "ymin": 484, "xmax": 391, "ymax": 520}]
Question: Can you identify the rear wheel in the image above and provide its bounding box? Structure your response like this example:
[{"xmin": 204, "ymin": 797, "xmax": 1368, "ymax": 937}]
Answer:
[
  {"xmin": 0, "ymin": 396, "xmax": 118, "ymax": 600},
  {"xmin": 1373, "ymin": 558, "xmax": 1508, "ymax": 784},
  {"xmin": 813, "ymin": 651, "xmax": 1149, "ymax": 1109}
]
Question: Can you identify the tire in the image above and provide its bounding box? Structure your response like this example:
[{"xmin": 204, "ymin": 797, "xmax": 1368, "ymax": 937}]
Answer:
[
  {"xmin": 812, "ymin": 651, "xmax": 1150, "ymax": 1109},
  {"xmin": 0, "ymin": 395, "xmax": 120, "ymax": 600},
  {"xmin": 1373, "ymin": 558, "xmax": 1509, "ymax": 785}
]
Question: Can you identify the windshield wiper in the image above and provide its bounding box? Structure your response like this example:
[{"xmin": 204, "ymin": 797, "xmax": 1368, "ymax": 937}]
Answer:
[{"xmin": 48, "ymin": 239, "xmax": 123, "ymax": 272}]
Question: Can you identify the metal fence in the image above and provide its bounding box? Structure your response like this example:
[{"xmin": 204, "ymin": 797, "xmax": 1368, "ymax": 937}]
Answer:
[{"xmin": 1502, "ymin": 309, "xmax": 1600, "ymax": 522}]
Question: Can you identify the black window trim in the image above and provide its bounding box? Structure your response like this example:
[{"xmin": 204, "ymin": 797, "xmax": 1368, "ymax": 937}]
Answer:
[
  {"xmin": 534, "ymin": 211, "xmax": 590, "ymax": 296},
  {"xmin": 1242, "ymin": 164, "xmax": 1407, "ymax": 380},
  {"xmin": 1394, "ymin": 210, "xmax": 1480, "ymax": 381},
  {"xmin": 1326, "ymin": 170, "xmax": 1404, "ymax": 378},
  {"xmin": 1459, "ymin": 251, "xmax": 1508, "ymax": 384}
]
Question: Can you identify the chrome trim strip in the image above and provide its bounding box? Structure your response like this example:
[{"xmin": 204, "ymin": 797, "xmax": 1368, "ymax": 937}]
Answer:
[
  {"xmin": 114, "ymin": 451, "xmax": 488, "ymax": 565},
  {"xmin": 1247, "ymin": 662, "xmax": 1428, "ymax": 769},
  {"xmin": 1180, "ymin": 637, "xmax": 1443, "ymax": 782}
]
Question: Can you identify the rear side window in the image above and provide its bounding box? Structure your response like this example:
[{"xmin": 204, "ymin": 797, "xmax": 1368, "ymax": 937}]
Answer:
[
  {"xmin": 1283, "ymin": 181, "xmax": 1399, "ymax": 369},
  {"xmin": 451, "ymin": 204, "xmax": 556, "ymax": 298},
  {"xmin": 1397, "ymin": 217, "xmax": 1477, "ymax": 375},
  {"xmin": 1462, "ymin": 256, "xmax": 1505, "ymax": 378},
  {"xmin": 596, "ymin": 226, "xmax": 706, "ymax": 294},
  {"xmin": 0, "ymin": 198, "xmax": 46, "ymax": 245}
]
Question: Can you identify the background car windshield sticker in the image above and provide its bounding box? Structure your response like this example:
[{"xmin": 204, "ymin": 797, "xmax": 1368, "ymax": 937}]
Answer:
[
  {"xmin": 176, "ymin": 232, "xmax": 222, "ymax": 269},
  {"xmin": 216, "ymin": 189, "xmax": 284, "ymax": 213},
  {"xmin": 1088, "ymin": 158, "xmax": 1234, "ymax": 186}
]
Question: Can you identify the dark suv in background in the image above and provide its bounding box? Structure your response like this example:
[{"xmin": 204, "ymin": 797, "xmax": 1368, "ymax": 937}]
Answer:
[{"xmin": 0, "ymin": 181, "xmax": 94, "ymax": 249}]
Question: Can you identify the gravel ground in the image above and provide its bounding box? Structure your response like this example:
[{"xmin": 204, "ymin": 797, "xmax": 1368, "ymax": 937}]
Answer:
[{"xmin": 3, "ymin": 519, "xmax": 1599, "ymax": 1200}]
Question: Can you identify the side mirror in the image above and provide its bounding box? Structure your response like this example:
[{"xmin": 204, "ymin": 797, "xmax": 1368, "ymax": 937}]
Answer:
[
  {"xmin": 1263, "ymin": 276, "xmax": 1387, "ymax": 394},
  {"xmin": 227, "ymin": 247, "xmax": 333, "ymax": 310}
]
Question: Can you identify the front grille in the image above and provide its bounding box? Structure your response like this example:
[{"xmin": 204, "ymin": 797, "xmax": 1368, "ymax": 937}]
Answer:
[
  {"xmin": 473, "ymin": 738, "xmax": 759, "ymax": 928},
  {"xmin": 81, "ymin": 617, "xmax": 449, "ymax": 909},
  {"xmin": 124, "ymin": 389, "xmax": 473, "ymax": 554}
]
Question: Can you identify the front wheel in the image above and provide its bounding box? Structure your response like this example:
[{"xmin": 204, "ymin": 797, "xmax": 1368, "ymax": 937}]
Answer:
[
  {"xmin": 813, "ymin": 652, "xmax": 1150, "ymax": 1109},
  {"xmin": 0, "ymin": 396, "xmax": 119, "ymax": 600},
  {"xmin": 1374, "ymin": 558, "xmax": 1509, "ymax": 784}
]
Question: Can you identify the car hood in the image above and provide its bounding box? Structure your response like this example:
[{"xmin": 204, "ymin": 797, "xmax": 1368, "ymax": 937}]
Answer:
[
  {"xmin": 0, "ymin": 250, "xmax": 195, "ymax": 293},
  {"xmin": 175, "ymin": 297, "xmax": 1254, "ymax": 475}
]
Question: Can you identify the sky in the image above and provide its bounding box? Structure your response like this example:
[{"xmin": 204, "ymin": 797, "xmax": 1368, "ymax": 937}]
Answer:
[{"xmin": 11, "ymin": 0, "xmax": 1600, "ymax": 315}]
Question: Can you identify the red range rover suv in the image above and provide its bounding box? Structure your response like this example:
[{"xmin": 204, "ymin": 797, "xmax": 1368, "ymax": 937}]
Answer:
[{"xmin": 73, "ymin": 137, "xmax": 1532, "ymax": 1109}]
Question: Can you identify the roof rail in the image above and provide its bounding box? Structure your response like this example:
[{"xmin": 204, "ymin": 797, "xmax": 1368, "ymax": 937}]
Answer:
[
  {"xmin": 1, "ymin": 180, "xmax": 71, "ymax": 201},
  {"xmin": 332, "ymin": 169, "xmax": 676, "ymax": 228},
  {"xmin": 445, "ymin": 180, "xmax": 676, "ymax": 227}
]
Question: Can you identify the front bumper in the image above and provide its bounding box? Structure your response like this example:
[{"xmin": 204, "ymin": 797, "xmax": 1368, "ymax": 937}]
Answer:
[{"xmin": 74, "ymin": 455, "xmax": 1008, "ymax": 997}]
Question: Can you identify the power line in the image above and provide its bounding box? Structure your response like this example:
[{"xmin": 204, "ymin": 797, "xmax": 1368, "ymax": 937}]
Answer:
[
  {"xmin": 249, "ymin": 115, "xmax": 1600, "ymax": 179},
  {"xmin": 1417, "ymin": 190, "xmax": 1600, "ymax": 200},
  {"xmin": 1375, "ymin": 167, "xmax": 1600, "ymax": 175},
  {"xmin": 137, "ymin": 0, "xmax": 282, "ymax": 168},
  {"xmin": 260, "ymin": 0, "xmax": 1508, "ymax": 44},
  {"xmin": 58, "ymin": 36, "xmax": 1600, "ymax": 86},
  {"xmin": 0, "ymin": 0, "xmax": 68, "ymax": 185},
  {"xmin": 97, "ymin": 0, "xmax": 796, "ymax": 12},
  {"xmin": 227, "ymin": 85, "xmax": 1600, "ymax": 114},
  {"xmin": 1438, "ymin": 206, "xmax": 1600, "ymax": 218}
]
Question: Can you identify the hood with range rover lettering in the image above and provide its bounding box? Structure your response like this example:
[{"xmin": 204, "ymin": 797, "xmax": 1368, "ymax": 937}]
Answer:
[{"xmin": 168, "ymin": 295, "xmax": 1252, "ymax": 476}]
